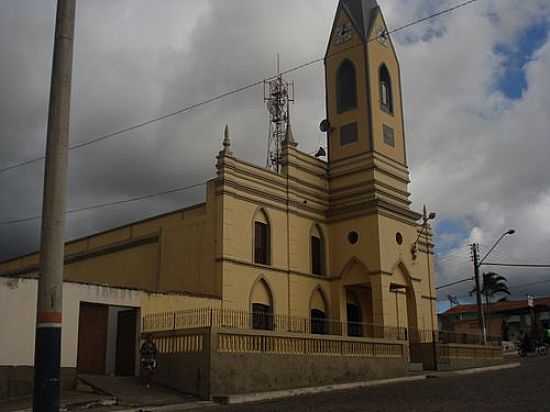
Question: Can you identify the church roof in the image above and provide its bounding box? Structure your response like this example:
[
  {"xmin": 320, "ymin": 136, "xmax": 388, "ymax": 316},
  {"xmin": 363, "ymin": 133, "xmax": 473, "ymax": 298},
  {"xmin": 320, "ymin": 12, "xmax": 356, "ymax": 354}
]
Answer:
[{"xmin": 340, "ymin": 0, "xmax": 379, "ymax": 40}]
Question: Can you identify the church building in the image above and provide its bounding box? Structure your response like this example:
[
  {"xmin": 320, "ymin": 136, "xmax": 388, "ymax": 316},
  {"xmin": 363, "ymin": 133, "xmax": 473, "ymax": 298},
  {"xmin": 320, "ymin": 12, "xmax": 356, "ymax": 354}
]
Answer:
[{"xmin": 0, "ymin": 0, "xmax": 457, "ymax": 401}]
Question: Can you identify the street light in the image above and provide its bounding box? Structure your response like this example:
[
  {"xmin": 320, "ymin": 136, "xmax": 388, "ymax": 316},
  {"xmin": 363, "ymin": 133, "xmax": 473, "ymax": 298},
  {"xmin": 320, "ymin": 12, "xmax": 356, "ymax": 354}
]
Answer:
[
  {"xmin": 479, "ymin": 229, "xmax": 516, "ymax": 266},
  {"xmin": 413, "ymin": 206, "xmax": 437, "ymax": 368},
  {"xmin": 411, "ymin": 206, "xmax": 436, "ymax": 258},
  {"xmin": 473, "ymin": 229, "xmax": 516, "ymax": 344}
]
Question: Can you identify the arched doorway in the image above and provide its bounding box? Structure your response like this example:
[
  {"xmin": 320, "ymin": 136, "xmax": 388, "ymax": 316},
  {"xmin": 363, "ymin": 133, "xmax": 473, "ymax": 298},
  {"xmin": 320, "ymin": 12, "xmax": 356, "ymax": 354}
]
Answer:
[
  {"xmin": 339, "ymin": 258, "xmax": 374, "ymax": 338},
  {"xmin": 346, "ymin": 291, "xmax": 363, "ymax": 337},
  {"xmin": 390, "ymin": 263, "xmax": 419, "ymax": 338},
  {"xmin": 310, "ymin": 287, "xmax": 329, "ymax": 335},
  {"xmin": 249, "ymin": 278, "xmax": 274, "ymax": 330}
]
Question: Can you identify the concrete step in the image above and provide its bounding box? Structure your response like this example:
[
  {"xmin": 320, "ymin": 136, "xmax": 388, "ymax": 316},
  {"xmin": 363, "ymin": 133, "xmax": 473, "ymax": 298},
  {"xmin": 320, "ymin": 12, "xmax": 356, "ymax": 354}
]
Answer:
[{"xmin": 408, "ymin": 362, "xmax": 424, "ymax": 373}]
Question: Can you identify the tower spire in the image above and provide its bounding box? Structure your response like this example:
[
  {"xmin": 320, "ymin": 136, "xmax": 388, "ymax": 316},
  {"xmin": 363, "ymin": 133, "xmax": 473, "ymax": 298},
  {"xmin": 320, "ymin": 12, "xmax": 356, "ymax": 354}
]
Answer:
[
  {"xmin": 283, "ymin": 121, "xmax": 297, "ymax": 147},
  {"xmin": 220, "ymin": 124, "xmax": 232, "ymax": 156}
]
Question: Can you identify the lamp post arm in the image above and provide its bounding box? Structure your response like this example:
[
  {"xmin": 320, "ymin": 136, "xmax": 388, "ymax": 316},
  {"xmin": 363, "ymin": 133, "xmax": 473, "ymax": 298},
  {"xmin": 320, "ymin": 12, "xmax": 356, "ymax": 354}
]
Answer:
[{"xmin": 479, "ymin": 233, "xmax": 506, "ymax": 266}]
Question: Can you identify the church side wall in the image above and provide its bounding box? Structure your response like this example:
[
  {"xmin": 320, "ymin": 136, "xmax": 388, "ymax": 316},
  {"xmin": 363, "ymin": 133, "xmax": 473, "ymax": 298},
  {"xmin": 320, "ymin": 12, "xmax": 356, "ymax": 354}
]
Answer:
[{"xmin": 0, "ymin": 183, "xmax": 221, "ymax": 298}]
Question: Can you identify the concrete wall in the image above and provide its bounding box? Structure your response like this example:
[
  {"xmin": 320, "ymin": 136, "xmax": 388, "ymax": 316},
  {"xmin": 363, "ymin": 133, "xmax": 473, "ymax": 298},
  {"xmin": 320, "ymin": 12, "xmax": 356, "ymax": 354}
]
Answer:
[
  {"xmin": 412, "ymin": 342, "xmax": 504, "ymax": 371},
  {"xmin": 0, "ymin": 367, "xmax": 75, "ymax": 401},
  {"xmin": 210, "ymin": 352, "xmax": 406, "ymax": 396},
  {"xmin": 153, "ymin": 329, "xmax": 211, "ymax": 400},
  {"xmin": 151, "ymin": 327, "xmax": 407, "ymax": 400}
]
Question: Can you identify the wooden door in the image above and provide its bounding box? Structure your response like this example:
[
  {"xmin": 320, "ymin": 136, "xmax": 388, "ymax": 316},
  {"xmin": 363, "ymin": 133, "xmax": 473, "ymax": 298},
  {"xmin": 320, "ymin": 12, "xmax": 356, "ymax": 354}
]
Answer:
[
  {"xmin": 347, "ymin": 303, "xmax": 363, "ymax": 337},
  {"xmin": 77, "ymin": 303, "xmax": 108, "ymax": 374},
  {"xmin": 115, "ymin": 309, "xmax": 137, "ymax": 376}
]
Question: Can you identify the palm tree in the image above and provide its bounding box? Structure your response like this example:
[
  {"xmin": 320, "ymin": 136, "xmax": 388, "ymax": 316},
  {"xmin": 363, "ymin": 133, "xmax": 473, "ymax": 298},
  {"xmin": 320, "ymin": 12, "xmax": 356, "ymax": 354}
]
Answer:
[
  {"xmin": 471, "ymin": 272, "xmax": 511, "ymax": 336},
  {"xmin": 481, "ymin": 272, "xmax": 511, "ymax": 304}
]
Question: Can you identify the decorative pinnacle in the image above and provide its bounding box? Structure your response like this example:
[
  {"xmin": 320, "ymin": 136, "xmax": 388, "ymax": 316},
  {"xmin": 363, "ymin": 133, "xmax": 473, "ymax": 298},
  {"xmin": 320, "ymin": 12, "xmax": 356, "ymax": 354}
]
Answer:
[
  {"xmin": 283, "ymin": 122, "xmax": 298, "ymax": 147},
  {"xmin": 221, "ymin": 124, "xmax": 232, "ymax": 155}
]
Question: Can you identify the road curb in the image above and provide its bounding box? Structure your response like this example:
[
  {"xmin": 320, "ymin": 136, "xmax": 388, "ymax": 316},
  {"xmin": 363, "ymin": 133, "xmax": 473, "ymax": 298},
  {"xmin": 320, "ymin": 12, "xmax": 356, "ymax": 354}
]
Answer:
[
  {"xmin": 428, "ymin": 362, "xmax": 520, "ymax": 378},
  {"xmin": 111, "ymin": 401, "xmax": 215, "ymax": 412},
  {"xmin": 213, "ymin": 375, "xmax": 428, "ymax": 405},
  {"xmin": 9, "ymin": 399, "xmax": 213, "ymax": 412},
  {"xmin": 9, "ymin": 398, "xmax": 117, "ymax": 412}
]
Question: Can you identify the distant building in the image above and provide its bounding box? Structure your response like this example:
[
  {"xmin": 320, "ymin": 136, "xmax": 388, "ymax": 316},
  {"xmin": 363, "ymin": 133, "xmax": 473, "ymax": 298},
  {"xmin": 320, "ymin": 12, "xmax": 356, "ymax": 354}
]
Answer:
[{"xmin": 439, "ymin": 297, "xmax": 550, "ymax": 342}]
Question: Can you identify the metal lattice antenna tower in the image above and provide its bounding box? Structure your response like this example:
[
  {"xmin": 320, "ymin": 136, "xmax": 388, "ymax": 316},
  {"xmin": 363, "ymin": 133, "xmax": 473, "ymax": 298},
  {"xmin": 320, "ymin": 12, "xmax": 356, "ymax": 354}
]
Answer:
[{"xmin": 264, "ymin": 55, "xmax": 294, "ymax": 173}]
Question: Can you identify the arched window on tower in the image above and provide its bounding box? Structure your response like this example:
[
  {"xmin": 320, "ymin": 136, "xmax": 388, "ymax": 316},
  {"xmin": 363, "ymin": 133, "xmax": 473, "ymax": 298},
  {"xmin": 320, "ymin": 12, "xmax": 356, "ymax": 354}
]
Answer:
[
  {"xmin": 379, "ymin": 64, "xmax": 393, "ymax": 114},
  {"xmin": 336, "ymin": 59, "xmax": 357, "ymax": 113},
  {"xmin": 253, "ymin": 209, "xmax": 271, "ymax": 265},
  {"xmin": 311, "ymin": 224, "xmax": 326, "ymax": 276}
]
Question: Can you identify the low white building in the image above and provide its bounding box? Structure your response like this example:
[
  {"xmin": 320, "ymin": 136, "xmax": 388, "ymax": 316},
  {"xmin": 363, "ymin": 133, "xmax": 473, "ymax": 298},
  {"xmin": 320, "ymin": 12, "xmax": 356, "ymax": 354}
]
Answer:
[{"xmin": 0, "ymin": 274, "xmax": 218, "ymax": 400}]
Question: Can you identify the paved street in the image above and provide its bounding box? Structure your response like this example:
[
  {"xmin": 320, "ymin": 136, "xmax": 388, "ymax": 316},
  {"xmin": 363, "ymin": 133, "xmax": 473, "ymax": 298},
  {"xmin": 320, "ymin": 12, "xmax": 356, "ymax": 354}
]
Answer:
[{"xmin": 193, "ymin": 358, "xmax": 550, "ymax": 412}]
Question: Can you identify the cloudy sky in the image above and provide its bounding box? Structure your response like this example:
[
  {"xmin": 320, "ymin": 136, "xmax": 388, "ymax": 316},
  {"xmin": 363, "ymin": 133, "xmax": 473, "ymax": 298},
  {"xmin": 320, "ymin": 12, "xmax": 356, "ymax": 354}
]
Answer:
[{"xmin": 1, "ymin": 0, "xmax": 549, "ymax": 310}]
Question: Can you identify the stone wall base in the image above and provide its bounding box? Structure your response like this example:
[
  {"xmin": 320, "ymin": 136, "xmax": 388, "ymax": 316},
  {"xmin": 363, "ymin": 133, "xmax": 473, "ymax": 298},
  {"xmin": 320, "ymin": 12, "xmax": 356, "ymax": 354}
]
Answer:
[{"xmin": 0, "ymin": 366, "xmax": 76, "ymax": 401}]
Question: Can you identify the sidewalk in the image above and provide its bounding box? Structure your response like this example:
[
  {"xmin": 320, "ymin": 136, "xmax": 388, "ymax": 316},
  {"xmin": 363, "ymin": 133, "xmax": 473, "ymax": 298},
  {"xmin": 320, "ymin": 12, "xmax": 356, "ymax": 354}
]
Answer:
[
  {"xmin": 1, "ymin": 362, "xmax": 522, "ymax": 411},
  {"xmin": 0, "ymin": 391, "xmax": 115, "ymax": 412},
  {"xmin": 77, "ymin": 375, "xmax": 195, "ymax": 407},
  {"xmin": 0, "ymin": 376, "xmax": 202, "ymax": 412}
]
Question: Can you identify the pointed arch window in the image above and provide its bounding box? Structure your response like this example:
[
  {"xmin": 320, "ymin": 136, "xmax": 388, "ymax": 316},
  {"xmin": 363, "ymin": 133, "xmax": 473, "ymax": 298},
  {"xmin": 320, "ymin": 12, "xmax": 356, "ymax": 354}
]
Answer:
[
  {"xmin": 336, "ymin": 59, "xmax": 358, "ymax": 113},
  {"xmin": 311, "ymin": 225, "xmax": 326, "ymax": 276},
  {"xmin": 310, "ymin": 287, "xmax": 329, "ymax": 335},
  {"xmin": 250, "ymin": 279, "xmax": 274, "ymax": 330},
  {"xmin": 379, "ymin": 64, "xmax": 393, "ymax": 114},
  {"xmin": 253, "ymin": 209, "xmax": 271, "ymax": 265}
]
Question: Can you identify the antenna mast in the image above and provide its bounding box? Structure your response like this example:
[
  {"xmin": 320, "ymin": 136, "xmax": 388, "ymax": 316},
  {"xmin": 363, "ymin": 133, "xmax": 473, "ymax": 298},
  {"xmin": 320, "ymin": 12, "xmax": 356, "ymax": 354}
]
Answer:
[{"xmin": 264, "ymin": 55, "xmax": 294, "ymax": 173}]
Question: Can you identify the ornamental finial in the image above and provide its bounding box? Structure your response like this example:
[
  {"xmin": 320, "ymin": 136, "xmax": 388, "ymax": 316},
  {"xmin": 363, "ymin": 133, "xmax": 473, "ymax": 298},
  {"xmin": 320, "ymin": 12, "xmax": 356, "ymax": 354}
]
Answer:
[{"xmin": 221, "ymin": 124, "xmax": 232, "ymax": 155}]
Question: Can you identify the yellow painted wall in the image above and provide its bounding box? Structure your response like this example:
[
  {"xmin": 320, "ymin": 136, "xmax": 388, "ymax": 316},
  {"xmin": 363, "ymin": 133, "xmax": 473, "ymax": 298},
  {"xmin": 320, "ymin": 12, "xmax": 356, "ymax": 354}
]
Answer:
[
  {"xmin": 65, "ymin": 242, "xmax": 159, "ymax": 290},
  {"xmin": 328, "ymin": 215, "xmax": 381, "ymax": 276},
  {"xmin": 0, "ymin": 184, "xmax": 221, "ymax": 298}
]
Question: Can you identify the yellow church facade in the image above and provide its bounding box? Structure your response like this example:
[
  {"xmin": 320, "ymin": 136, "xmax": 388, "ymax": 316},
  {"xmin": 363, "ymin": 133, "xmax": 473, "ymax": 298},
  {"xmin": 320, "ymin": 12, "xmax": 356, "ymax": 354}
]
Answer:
[
  {"xmin": 1, "ymin": 0, "xmax": 463, "ymax": 399},
  {"xmin": 0, "ymin": 0, "xmax": 436, "ymax": 335}
]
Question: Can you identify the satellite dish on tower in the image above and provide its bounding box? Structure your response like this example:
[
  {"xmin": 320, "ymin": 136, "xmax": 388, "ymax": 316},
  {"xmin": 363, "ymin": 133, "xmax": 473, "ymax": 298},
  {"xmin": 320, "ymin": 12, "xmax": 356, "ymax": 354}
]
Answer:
[{"xmin": 320, "ymin": 119, "xmax": 330, "ymax": 133}]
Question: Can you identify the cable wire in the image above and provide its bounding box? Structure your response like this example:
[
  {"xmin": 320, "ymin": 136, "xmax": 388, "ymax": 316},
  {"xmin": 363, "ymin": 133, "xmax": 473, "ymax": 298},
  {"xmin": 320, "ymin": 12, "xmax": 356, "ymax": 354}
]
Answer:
[
  {"xmin": 0, "ymin": 0, "xmax": 483, "ymax": 176},
  {"xmin": 0, "ymin": 181, "xmax": 208, "ymax": 226}
]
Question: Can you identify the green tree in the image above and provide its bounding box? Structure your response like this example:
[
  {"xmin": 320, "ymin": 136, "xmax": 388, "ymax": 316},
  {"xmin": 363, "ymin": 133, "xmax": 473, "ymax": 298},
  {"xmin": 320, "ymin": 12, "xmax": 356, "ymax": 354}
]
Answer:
[
  {"xmin": 480, "ymin": 272, "xmax": 511, "ymax": 304},
  {"xmin": 471, "ymin": 272, "xmax": 511, "ymax": 336}
]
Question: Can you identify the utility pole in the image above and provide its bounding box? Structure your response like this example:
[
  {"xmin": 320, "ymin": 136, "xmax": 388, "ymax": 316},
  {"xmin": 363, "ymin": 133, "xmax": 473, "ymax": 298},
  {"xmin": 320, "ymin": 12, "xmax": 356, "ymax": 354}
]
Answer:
[
  {"xmin": 471, "ymin": 243, "xmax": 487, "ymax": 345},
  {"xmin": 33, "ymin": 1, "xmax": 76, "ymax": 411}
]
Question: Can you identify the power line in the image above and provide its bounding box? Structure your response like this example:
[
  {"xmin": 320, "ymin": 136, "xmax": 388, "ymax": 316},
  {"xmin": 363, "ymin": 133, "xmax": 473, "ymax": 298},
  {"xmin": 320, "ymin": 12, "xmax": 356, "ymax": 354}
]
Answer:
[
  {"xmin": 510, "ymin": 279, "xmax": 550, "ymax": 293},
  {"xmin": 0, "ymin": 181, "xmax": 208, "ymax": 226},
  {"xmin": 436, "ymin": 276, "xmax": 474, "ymax": 290},
  {"xmin": 483, "ymin": 263, "xmax": 550, "ymax": 268},
  {"xmin": 0, "ymin": 0, "xmax": 483, "ymax": 177},
  {"xmin": 436, "ymin": 248, "xmax": 471, "ymax": 262},
  {"xmin": 437, "ymin": 275, "xmax": 550, "ymax": 302}
]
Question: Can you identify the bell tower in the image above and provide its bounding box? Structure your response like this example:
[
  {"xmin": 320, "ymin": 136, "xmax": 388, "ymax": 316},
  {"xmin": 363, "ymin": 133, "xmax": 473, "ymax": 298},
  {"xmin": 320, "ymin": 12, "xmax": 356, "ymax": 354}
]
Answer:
[
  {"xmin": 325, "ymin": 0, "xmax": 406, "ymax": 166},
  {"xmin": 325, "ymin": 0, "xmax": 416, "ymax": 220},
  {"xmin": 322, "ymin": 1, "xmax": 434, "ymax": 334}
]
